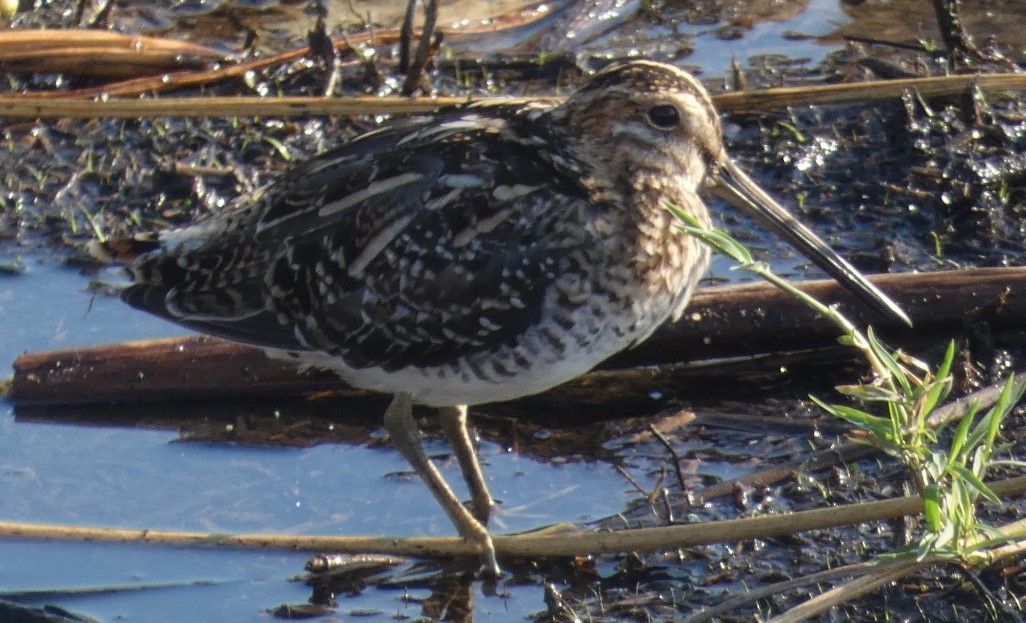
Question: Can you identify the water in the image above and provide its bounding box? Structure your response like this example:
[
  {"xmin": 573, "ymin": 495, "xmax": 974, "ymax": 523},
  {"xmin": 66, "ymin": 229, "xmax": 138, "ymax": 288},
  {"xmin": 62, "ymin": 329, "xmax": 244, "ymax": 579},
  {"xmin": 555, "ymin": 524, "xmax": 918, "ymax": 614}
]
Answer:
[{"xmin": 0, "ymin": 256, "xmax": 649, "ymax": 622}]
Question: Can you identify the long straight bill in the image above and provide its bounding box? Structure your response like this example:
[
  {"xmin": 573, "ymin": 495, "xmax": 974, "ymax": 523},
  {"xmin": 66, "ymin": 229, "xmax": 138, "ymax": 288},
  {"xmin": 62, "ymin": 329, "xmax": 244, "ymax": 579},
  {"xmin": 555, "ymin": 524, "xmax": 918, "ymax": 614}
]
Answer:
[{"xmin": 708, "ymin": 159, "xmax": 912, "ymax": 327}]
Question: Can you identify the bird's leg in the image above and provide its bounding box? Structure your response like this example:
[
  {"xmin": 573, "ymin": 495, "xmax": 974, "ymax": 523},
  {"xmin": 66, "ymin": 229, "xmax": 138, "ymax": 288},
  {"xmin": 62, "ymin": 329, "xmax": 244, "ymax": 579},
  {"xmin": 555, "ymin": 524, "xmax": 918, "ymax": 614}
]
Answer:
[
  {"xmin": 437, "ymin": 404, "xmax": 494, "ymax": 525},
  {"xmin": 383, "ymin": 393, "xmax": 501, "ymax": 578}
]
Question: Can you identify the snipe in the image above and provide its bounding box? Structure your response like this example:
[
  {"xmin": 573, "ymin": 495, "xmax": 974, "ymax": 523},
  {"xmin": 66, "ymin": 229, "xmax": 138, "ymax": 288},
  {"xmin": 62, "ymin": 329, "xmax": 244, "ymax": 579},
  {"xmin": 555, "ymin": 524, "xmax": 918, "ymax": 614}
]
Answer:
[{"xmin": 94, "ymin": 60, "xmax": 909, "ymax": 576}]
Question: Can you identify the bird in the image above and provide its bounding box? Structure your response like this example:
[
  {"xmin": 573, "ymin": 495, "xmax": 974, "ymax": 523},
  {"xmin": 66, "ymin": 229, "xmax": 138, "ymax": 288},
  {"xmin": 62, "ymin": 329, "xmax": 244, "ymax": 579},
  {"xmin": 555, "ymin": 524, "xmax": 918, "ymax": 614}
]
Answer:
[{"xmin": 91, "ymin": 59, "xmax": 910, "ymax": 577}]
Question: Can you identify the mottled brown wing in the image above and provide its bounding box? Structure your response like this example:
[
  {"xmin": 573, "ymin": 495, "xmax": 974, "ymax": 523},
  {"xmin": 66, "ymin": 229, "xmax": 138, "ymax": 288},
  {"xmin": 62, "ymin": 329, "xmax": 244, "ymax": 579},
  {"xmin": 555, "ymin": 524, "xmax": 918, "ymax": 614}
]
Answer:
[{"xmin": 123, "ymin": 107, "xmax": 596, "ymax": 369}]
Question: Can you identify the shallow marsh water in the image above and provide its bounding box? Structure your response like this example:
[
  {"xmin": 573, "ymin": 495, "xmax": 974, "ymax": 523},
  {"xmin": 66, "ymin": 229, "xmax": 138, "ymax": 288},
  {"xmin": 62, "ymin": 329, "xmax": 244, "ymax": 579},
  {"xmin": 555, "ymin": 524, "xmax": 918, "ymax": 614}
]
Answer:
[
  {"xmin": 2, "ymin": 1, "xmax": 1026, "ymax": 622},
  {"xmin": 0, "ymin": 261, "xmax": 806, "ymax": 621},
  {"xmin": 0, "ymin": 262, "xmax": 649, "ymax": 623}
]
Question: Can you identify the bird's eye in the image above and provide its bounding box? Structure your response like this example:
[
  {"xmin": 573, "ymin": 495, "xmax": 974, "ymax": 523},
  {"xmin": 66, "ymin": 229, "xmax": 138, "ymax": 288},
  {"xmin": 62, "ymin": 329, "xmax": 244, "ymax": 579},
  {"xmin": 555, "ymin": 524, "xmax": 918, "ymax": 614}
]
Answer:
[{"xmin": 646, "ymin": 104, "xmax": 681, "ymax": 130}]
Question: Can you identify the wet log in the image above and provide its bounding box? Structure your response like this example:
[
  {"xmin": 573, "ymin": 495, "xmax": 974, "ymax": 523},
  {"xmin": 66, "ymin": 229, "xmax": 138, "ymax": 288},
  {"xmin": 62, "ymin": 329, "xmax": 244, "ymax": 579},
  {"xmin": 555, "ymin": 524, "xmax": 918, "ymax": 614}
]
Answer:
[
  {"xmin": 9, "ymin": 267, "xmax": 1026, "ymax": 406},
  {"xmin": 616, "ymin": 265, "xmax": 1026, "ymax": 368}
]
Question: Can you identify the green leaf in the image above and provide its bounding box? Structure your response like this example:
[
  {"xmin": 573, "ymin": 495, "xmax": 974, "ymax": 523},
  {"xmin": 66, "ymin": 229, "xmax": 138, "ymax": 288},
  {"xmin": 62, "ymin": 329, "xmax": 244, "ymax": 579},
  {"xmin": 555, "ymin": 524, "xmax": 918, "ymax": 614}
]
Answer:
[
  {"xmin": 811, "ymin": 396, "xmax": 893, "ymax": 440},
  {"xmin": 935, "ymin": 340, "xmax": 957, "ymax": 382},
  {"xmin": 977, "ymin": 523, "xmax": 1012, "ymax": 543},
  {"xmin": 665, "ymin": 200, "xmax": 688, "ymax": 221},
  {"xmin": 925, "ymin": 451, "xmax": 946, "ymax": 481},
  {"xmin": 809, "ymin": 395, "xmax": 839, "ymax": 416},
  {"xmin": 947, "ymin": 402, "xmax": 975, "ymax": 464},
  {"xmin": 867, "ymin": 327, "xmax": 911, "ymax": 393},
  {"xmin": 950, "ymin": 478, "xmax": 970, "ymax": 521},
  {"xmin": 668, "ymin": 203, "xmax": 756, "ymax": 265},
  {"xmin": 923, "ymin": 483, "xmax": 943, "ymax": 533},
  {"xmin": 948, "ymin": 463, "xmax": 1001, "ymax": 504},
  {"xmin": 261, "ymin": 135, "xmax": 292, "ymax": 161},
  {"xmin": 970, "ymin": 445, "xmax": 990, "ymax": 480},
  {"xmin": 916, "ymin": 532, "xmax": 937, "ymax": 561},
  {"xmin": 918, "ymin": 376, "xmax": 953, "ymax": 419},
  {"xmin": 933, "ymin": 518, "xmax": 956, "ymax": 551},
  {"xmin": 907, "ymin": 352, "xmax": 933, "ymax": 376},
  {"xmin": 877, "ymin": 543, "xmax": 923, "ymax": 561},
  {"xmin": 886, "ymin": 400, "xmax": 913, "ymax": 438},
  {"xmin": 960, "ymin": 401, "xmax": 988, "ymax": 451},
  {"xmin": 983, "ymin": 375, "xmax": 1024, "ymax": 449},
  {"xmin": 835, "ymin": 384, "xmax": 903, "ymax": 403}
]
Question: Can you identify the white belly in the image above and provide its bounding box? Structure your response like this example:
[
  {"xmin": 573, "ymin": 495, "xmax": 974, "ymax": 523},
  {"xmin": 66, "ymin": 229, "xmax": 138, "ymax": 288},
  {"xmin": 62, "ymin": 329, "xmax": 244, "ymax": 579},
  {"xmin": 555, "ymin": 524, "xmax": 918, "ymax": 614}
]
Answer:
[{"xmin": 271, "ymin": 268, "xmax": 701, "ymax": 407}]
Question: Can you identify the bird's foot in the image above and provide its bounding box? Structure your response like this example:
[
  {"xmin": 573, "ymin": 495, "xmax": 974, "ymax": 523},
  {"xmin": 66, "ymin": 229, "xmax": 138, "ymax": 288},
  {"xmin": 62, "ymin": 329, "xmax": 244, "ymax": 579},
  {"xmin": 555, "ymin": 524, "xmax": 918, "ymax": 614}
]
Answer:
[{"xmin": 476, "ymin": 539, "xmax": 502, "ymax": 581}]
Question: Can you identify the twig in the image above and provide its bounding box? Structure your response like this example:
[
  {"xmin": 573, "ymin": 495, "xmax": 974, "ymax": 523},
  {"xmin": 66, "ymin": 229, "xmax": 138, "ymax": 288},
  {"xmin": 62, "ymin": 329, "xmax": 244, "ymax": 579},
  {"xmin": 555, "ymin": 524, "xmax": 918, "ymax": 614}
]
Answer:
[
  {"xmin": 398, "ymin": 0, "xmax": 416, "ymax": 73},
  {"xmin": 2, "ymin": 475, "xmax": 1024, "ymax": 558},
  {"xmin": 402, "ymin": 0, "xmax": 438, "ymax": 96},
  {"xmin": 648, "ymin": 424, "xmax": 688, "ymax": 494},
  {"xmin": 306, "ymin": 1, "xmax": 339, "ymax": 97},
  {"xmin": 0, "ymin": 94, "xmax": 478, "ymax": 118},
  {"xmin": 926, "ymin": 381, "xmax": 1008, "ymax": 429},
  {"xmin": 711, "ymin": 73, "xmax": 1026, "ymax": 111},
  {"xmin": 933, "ymin": 0, "xmax": 972, "ymax": 59},
  {"xmin": 3, "ymin": 73, "xmax": 1026, "ymax": 117},
  {"xmin": 766, "ymin": 561, "xmax": 928, "ymax": 623},
  {"xmin": 682, "ymin": 560, "xmax": 880, "ymax": 623},
  {"xmin": 614, "ymin": 464, "xmax": 652, "ymax": 499}
]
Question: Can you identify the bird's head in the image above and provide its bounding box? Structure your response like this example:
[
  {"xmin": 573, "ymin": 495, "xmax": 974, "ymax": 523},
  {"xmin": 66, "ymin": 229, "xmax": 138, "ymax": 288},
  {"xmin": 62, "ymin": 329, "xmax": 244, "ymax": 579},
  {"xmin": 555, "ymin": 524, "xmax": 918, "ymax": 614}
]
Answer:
[
  {"xmin": 560, "ymin": 60, "xmax": 726, "ymax": 192},
  {"xmin": 560, "ymin": 59, "xmax": 912, "ymax": 327}
]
